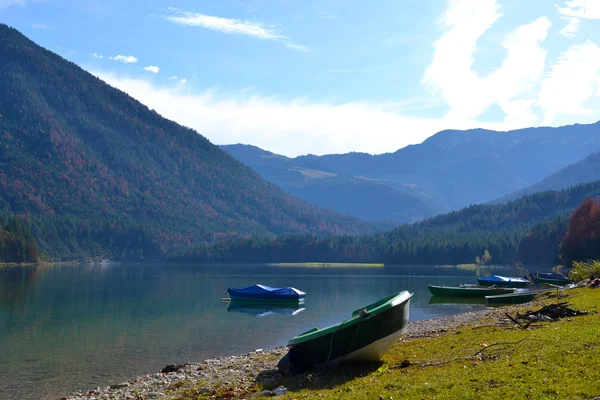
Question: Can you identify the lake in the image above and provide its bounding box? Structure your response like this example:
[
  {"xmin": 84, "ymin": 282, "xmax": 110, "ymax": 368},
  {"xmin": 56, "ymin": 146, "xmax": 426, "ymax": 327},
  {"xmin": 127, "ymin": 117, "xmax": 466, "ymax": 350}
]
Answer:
[{"xmin": 0, "ymin": 263, "xmax": 519, "ymax": 399}]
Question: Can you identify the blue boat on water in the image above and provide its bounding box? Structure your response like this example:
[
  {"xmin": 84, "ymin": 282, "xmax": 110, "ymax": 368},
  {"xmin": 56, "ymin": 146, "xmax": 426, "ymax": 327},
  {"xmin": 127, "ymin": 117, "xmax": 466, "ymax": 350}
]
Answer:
[
  {"xmin": 227, "ymin": 284, "xmax": 306, "ymax": 302},
  {"xmin": 477, "ymin": 275, "xmax": 531, "ymax": 288}
]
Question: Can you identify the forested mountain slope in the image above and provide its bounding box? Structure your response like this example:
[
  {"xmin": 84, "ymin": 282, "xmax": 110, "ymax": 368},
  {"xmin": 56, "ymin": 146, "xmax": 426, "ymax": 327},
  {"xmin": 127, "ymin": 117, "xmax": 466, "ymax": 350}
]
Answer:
[
  {"xmin": 172, "ymin": 180, "xmax": 600, "ymax": 266},
  {"xmin": 0, "ymin": 24, "xmax": 389, "ymax": 260},
  {"xmin": 0, "ymin": 216, "xmax": 42, "ymax": 263}
]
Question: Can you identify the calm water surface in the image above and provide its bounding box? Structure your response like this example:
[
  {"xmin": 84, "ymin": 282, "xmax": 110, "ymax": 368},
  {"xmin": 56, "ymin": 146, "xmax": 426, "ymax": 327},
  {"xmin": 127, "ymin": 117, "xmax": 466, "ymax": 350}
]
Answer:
[{"xmin": 0, "ymin": 263, "xmax": 518, "ymax": 399}]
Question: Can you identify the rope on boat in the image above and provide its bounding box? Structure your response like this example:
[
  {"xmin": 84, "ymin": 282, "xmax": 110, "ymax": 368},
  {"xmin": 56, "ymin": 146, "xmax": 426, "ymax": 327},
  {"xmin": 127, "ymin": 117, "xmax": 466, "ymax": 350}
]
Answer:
[{"xmin": 317, "ymin": 307, "xmax": 369, "ymax": 375}]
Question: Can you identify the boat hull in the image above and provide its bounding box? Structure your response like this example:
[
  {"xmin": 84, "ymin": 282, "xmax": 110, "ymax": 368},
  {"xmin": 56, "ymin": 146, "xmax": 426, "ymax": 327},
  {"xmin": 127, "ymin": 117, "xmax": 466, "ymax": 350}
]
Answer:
[
  {"xmin": 485, "ymin": 291, "xmax": 537, "ymax": 305},
  {"xmin": 281, "ymin": 291, "xmax": 412, "ymax": 373},
  {"xmin": 534, "ymin": 278, "xmax": 571, "ymax": 286},
  {"xmin": 530, "ymin": 273, "xmax": 571, "ymax": 286},
  {"xmin": 227, "ymin": 294, "xmax": 304, "ymax": 303},
  {"xmin": 477, "ymin": 276, "xmax": 530, "ymax": 288},
  {"xmin": 428, "ymin": 285, "xmax": 516, "ymax": 297}
]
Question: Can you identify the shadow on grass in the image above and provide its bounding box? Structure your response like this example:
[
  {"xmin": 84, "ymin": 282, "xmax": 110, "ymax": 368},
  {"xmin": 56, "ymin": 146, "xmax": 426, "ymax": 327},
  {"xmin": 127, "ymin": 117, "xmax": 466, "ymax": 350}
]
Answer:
[{"xmin": 255, "ymin": 361, "xmax": 384, "ymax": 394}]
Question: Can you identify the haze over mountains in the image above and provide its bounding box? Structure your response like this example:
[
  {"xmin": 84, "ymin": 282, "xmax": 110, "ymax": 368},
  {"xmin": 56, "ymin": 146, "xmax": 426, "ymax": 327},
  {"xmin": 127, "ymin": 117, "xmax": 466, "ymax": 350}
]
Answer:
[
  {"xmin": 492, "ymin": 151, "xmax": 600, "ymax": 204},
  {"xmin": 222, "ymin": 122, "xmax": 600, "ymax": 222},
  {"xmin": 0, "ymin": 24, "xmax": 390, "ymax": 260}
]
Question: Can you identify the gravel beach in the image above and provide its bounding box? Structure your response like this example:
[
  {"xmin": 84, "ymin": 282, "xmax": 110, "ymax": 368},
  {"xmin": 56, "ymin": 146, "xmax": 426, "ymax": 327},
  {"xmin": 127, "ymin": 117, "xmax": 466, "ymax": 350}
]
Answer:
[{"xmin": 62, "ymin": 304, "xmax": 530, "ymax": 400}]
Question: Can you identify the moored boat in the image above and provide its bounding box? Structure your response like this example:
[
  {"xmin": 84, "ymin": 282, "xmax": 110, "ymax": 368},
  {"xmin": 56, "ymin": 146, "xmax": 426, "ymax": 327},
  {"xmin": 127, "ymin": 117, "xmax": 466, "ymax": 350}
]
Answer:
[
  {"xmin": 529, "ymin": 272, "xmax": 571, "ymax": 286},
  {"xmin": 477, "ymin": 275, "xmax": 531, "ymax": 288},
  {"xmin": 485, "ymin": 290, "xmax": 537, "ymax": 305},
  {"xmin": 428, "ymin": 284, "xmax": 516, "ymax": 297},
  {"xmin": 277, "ymin": 291, "xmax": 412, "ymax": 374},
  {"xmin": 428, "ymin": 296, "xmax": 487, "ymax": 306},
  {"xmin": 227, "ymin": 284, "xmax": 305, "ymax": 302}
]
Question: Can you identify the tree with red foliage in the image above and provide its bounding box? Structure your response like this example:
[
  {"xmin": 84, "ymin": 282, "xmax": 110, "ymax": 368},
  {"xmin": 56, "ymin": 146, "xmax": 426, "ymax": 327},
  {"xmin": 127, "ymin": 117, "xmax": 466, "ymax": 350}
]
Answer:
[{"xmin": 561, "ymin": 197, "xmax": 600, "ymax": 265}]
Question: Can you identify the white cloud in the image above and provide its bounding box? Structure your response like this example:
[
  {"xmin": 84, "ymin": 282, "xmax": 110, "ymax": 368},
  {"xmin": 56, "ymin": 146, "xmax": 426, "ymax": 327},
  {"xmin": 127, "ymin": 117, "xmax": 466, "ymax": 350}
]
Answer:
[
  {"xmin": 284, "ymin": 42, "xmax": 310, "ymax": 52},
  {"xmin": 0, "ymin": 0, "xmax": 25, "ymax": 8},
  {"xmin": 164, "ymin": 10, "xmax": 283, "ymax": 39},
  {"xmin": 423, "ymin": 0, "xmax": 551, "ymax": 125},
  {"xmin": 90, "ymin": 52, "xmax": 103, "ymax": 59},
  {"xmin": 109, "ymin": 55, "xmax": 138, "ymax": 64},
  {"xmin": 538, "ymin": 41, "xmax": 600, "ymax": 123},
  {"xmin": 144, "ymin": 65, "xmax": 160, "ymax": 73},
  {"xmin": 162, "ymin": 8, "xmax": 308, "ymax": 51},
  {"xmin": 489, "ymin": 17, "xmax": 551, "ymax": 124},
  {"xmin": 557, "ymin": 0, "xmax": 600, "ymax": 38},
  {"xmin": 559, "ymin": 17, "xmax": 581, "ymax": 38},
  {"xmin": 168, "ymin": 75, "xmax": 186, "ymax": 83},
  {"xmin": 92, "ymin": 71, "xmax": 532, "ymax": 157}
]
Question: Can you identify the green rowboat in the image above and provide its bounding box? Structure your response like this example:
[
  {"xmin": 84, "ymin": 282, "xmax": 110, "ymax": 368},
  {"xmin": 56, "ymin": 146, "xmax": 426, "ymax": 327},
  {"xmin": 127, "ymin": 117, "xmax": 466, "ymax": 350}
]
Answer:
[
  {"xmin": 278, "ymin": 291, "xmax": 412, "ymax": 374},
  {"xmin": 428, "ymin": 285, "xmax": 516, "ymax": 297}
]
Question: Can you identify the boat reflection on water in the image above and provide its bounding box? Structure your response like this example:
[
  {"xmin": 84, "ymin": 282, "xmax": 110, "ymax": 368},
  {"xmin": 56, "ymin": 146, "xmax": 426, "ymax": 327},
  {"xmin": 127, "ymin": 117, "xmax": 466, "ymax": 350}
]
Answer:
[
  {"xmin": 227, "ymin": 301, "xmax": 306, "ymax": 317},
  {"xmin": 428, "ymin": 296, "xmax": 487, "ymax": 306}
]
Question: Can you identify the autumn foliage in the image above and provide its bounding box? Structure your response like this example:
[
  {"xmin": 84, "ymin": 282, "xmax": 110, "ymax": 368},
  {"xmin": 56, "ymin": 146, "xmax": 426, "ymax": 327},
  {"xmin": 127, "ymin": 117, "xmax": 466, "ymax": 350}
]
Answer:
[
  {"xmin": 0, "ymin": 24, "xmax": 385, "ymax": 261},
  {"xmin": 561, "ymin": 197, "xmax": 600, "ymax": 265}
]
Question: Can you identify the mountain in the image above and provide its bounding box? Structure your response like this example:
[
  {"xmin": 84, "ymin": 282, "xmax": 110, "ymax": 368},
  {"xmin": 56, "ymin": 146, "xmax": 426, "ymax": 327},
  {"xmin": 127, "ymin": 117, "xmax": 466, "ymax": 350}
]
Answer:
[
  {"xmin": 491, "ymin": 151, "xmax": 600, "ymax": 204},
  {"xmin": 172, "ymin": 180, "xmax": 600, "ymax": 266},
  {"xmin": 222, "ymin": 123, "xmax": 600, "ymax": 222},
  {"xmin": 220, "ymin": 144, "xmax": 446, "ymax": 222},
  {"xmin": 0, "ymin": 24, "xmax": 390, "ymax": 261}
]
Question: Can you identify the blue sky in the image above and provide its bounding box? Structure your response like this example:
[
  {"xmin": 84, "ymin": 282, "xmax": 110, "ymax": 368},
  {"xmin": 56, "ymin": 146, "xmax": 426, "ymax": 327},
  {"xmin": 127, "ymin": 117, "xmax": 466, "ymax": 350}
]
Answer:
[{"xmin": 1, "ymin": 0, "xmax": 600, "ymax": 156}]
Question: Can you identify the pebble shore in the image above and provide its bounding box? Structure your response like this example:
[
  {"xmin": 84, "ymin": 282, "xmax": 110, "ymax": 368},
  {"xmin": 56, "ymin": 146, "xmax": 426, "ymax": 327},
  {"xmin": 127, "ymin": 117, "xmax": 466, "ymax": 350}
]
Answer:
[{"xmin": 62, "ymin": 305, "xmax": 528, "ymax": 400}]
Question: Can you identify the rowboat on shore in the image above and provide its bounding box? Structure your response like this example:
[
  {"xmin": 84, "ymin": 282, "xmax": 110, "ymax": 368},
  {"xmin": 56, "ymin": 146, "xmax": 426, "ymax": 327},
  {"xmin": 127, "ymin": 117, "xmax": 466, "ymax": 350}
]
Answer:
[
  {"xmin": 486, "ymin": 282, "xmax": 578, "ymax": 305},
  {"xmin": 277, "ymin": 291, "xmax": 413, "ymax": 374},
  {"xmin": 428, "ymin": 295, "xmax": 487, "ymax": 306},
  {"xmin": 428, "ymin": 284, "xmax": 516, "ymax": 297},
  {"xmin": 227, "ymin": 284, "xmax": 306, "ymax": 302},
  {"xmin": 529, "ymin": 272, "xmax": 571, "ymax": 286},
  {"xmin": 485, "ymin": 290, "xmax": 538, "ymax": 305},
  {"xmin": 477, "ymin": 275, "xmax": 531, "ymax": 288}
]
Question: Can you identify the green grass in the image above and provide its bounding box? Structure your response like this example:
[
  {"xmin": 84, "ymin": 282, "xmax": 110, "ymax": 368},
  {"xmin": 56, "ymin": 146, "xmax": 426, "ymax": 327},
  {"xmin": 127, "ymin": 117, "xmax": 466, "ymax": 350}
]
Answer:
[
  {"xmin": 171, "ymin": 288, "xmax": 600, "ymax": 399},
  {"xmin": 274, "ymin": 288, "xmax": 600, "ymax": 399}
]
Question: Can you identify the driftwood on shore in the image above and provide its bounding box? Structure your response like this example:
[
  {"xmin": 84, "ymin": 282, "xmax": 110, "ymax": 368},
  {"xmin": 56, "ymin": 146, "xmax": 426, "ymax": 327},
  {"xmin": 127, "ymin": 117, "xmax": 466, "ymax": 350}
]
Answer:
[{"xmin": 505, "ymin": 302, "xmax": 588, "ymax": 327}]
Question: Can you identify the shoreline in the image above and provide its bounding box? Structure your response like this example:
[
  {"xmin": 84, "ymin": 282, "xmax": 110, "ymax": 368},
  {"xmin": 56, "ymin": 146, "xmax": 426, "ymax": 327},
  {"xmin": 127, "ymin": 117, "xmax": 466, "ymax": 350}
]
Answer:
[{"xmin": 63, "ymin": 304, "xmax": 530, "ymax": 400}]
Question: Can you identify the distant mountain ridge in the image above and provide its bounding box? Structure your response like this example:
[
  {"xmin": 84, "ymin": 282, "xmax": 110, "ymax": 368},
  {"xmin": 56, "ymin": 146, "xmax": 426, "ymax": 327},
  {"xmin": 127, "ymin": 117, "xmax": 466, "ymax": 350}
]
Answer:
[
  {"xmin": 221, "ymin": 122, "xmax": 600, "ymax": 222},
  {"xmin": 0, "ymin": 24, "xmax": 390, "ymax": 260},
  {"xmin": 220, "ymin": 144, "xmax": 444, "ymax": 222},
  {"xmin": 491, "ymin": 151, "xmax": 600, "ymax": 204}
]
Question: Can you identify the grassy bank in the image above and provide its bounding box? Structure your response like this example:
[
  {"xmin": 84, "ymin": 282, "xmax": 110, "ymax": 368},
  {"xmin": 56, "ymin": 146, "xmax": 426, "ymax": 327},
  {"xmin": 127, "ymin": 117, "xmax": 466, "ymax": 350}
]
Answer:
[
  {"xmin": 277, "ymin": 288, "xmax": 600, "ymax": 399},
  {"xmin": 168, "ymin": 288, "xmax": 600, "ymax": 400}
]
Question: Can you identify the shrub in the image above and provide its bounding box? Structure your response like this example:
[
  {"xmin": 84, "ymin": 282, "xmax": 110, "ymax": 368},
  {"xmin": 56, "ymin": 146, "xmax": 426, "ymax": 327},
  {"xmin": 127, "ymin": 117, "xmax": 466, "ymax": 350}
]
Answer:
[{"xmin": 568, "ymin": 260, "xmax": 600, "ymax": 282}]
